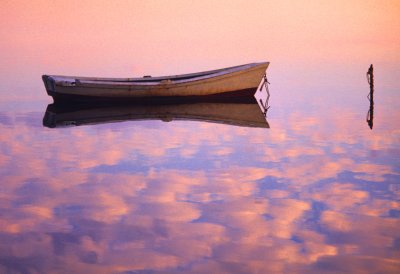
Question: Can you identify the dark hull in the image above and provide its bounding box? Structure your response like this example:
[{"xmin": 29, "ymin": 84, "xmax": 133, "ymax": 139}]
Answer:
[{"xmin": 49, "ymin": 88, "xmax": 258, "ymax": 105}]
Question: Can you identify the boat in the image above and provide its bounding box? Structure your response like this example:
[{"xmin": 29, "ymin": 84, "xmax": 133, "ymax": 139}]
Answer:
[
  {"xmin": 42, "ymin": 62, "xmax": 269, "ymax": 103},
  {"xmin": 43, "ymin": 100, "xmax": 270, "ymax": 129}
]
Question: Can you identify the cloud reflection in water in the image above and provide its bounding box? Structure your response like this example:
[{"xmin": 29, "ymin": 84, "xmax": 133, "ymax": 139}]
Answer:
[{"xmin": 0, "ymin": 103, "xmax": 399, "ymax": 274}]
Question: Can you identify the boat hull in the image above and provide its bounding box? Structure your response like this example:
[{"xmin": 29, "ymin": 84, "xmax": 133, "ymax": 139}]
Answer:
[{"xmin": 43, "ymin": 62, "xmax": 269, "ymax": 103}]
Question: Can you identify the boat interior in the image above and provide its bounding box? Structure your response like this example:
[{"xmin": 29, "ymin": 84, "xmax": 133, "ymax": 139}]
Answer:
[{"xmin": 48, "ymin": 63, "xmax": 268, "ymax": 85}]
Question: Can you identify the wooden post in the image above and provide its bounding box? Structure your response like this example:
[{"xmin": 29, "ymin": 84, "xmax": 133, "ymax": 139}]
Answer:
[
  {"xmin": 367, "ymin": 64, "xmax": 374, "ymax": 129},
  {"xmin": 367, "ymin": 65, "xmax": 374, "ymax": 100}
]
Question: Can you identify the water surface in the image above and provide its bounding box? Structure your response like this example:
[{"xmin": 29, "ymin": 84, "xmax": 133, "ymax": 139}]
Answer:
[{"xmin": 1, "ymin": 76, "xmax": 399, "ymax": 273}]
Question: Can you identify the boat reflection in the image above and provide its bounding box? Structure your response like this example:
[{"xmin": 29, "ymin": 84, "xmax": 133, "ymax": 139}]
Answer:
[
  {"xmin": 43, "ymin": 99, "xmax": 269, "ymax": 129},
  {"xmin": 366, "ymin": 64, "xmax": 374, "ymax": 129}
]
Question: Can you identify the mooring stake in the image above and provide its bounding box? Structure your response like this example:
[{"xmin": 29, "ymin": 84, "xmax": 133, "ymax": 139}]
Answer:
[{"xmin": 366, "ymin": 64, "xmax": 374, "ymax": 129}]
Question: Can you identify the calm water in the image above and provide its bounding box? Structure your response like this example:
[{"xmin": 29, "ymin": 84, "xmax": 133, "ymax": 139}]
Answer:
[{"xmin": 0, "ymin": 72, "xmax": 399, "ymax": 273}]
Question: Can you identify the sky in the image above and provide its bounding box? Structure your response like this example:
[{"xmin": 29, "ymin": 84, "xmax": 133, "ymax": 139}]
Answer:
[{"xmin": 0, "ymin": 0, "xmax": 399, "ymax": 100}]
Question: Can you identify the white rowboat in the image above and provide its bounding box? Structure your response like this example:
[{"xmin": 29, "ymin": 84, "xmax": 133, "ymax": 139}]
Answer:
[{"xmin": 42, "ymin": 62, "xmax": 269, "ymax": 103}]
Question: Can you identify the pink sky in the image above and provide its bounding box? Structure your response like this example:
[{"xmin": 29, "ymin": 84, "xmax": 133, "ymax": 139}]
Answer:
[{"xmin": 0, "ymin": 0, "xmax": 399, "ymax": 99}]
